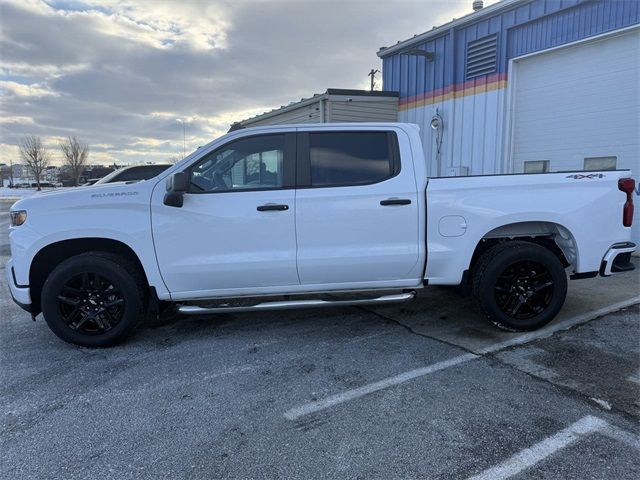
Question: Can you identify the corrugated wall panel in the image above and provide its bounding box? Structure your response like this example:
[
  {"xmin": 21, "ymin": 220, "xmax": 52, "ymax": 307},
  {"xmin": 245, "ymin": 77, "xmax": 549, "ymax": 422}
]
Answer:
[
  {"xmin": 329, "ymin": 100, "xmax": 398, "ymax": 122},
  {"xmin": 508, "ymin": 0, "xmax": 640, "ymax": 58},
  {"xmin": 383, "ymin": 0, "xmax": 636, "ymax": 93}
]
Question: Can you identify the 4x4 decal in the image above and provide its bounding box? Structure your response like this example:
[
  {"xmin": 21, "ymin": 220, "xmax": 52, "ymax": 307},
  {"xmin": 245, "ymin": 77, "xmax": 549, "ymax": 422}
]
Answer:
[{"xmin": 565, "ymin": 173, "xmax": 605, "ymax": 179}]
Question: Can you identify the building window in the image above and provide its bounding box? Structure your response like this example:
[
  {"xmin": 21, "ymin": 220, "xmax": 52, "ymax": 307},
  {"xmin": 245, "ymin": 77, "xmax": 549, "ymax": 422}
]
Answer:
[
  {"xmin": 584, "ymin": 156, "xmax": 617, "ymax": 171},
  {"xmin": 466, "ymin": 34, "xmax": 498, "ymax": 79},
  {"xmin": 524, "ymin": 160, "xmax": 550, "ymax": 174}
]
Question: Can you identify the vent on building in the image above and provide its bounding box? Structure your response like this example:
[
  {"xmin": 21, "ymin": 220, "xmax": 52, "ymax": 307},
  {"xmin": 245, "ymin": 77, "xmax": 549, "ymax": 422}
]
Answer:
[{"xmin": 465, "ymin": 34, "xmax": 498, "ymax": 79}]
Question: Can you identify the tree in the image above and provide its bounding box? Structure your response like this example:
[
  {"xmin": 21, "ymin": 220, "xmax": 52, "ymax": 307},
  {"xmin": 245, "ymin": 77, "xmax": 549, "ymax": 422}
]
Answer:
[
  {"xmin": 60, "ymin": 135, "xmax": 89, "ymax": 186},
  {"xmin": 19, "ymin": 135, "xmax": 50, "ymax": 191},
  {"xmin": 167, "ymin": 153, "xmax": 183, "ymax": 164},
  {"xmin": 0, "ymin": 163, "xmax": 9, "ymax": 187},
  {"xmin": 8, "ymin": 158, "xmax": 14, "ymax": 186}
]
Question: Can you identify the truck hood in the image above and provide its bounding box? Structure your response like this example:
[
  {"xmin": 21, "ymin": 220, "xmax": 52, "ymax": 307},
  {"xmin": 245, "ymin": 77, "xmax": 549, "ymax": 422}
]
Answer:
[{"xmin": 10, "ymin": 181, "xmax": 154, "ymax": 213}]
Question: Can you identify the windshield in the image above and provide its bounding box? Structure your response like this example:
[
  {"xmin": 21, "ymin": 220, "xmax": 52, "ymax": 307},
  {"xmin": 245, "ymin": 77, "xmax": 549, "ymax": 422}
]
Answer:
[
  {"xmin": 95, "ymin": 165, "xmax": 171, "ymax": 185},
  {"xmin": 94, "ymin": 169, "xmax": 121, "ymax": 184}
]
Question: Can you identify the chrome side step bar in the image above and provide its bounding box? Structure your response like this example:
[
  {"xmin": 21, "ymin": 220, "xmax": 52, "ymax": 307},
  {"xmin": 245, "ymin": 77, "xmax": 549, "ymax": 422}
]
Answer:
[{"xmin": 177, "ymin": 291, "xmax": 416, "ymax": 316}]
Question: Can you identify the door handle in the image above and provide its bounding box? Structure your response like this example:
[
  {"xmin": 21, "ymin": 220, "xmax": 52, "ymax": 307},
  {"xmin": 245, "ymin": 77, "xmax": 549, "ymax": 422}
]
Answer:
[
  {"xmin": 380, "ymin": 199, "xmax": 411, "ymax": 206},
  {"xmin": 257, "ymin": 204, "xmax": 289, "ymax": 212}
]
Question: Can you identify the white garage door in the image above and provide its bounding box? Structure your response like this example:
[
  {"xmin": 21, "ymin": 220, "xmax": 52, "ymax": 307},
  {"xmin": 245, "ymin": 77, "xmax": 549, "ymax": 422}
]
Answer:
[{"xmin": 511, "ymin": 28, "xmax": 640, "ymax": 245}]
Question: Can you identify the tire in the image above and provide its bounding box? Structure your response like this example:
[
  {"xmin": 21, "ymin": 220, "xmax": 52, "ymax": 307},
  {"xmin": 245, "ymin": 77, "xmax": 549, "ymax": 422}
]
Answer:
[
  {"xmin": 472, "ymin": 241, "xmax": 567, "ymax": 332},
  {"xmin": 41, "ymin": 252, "xmax": 146, "ymax": 347}
]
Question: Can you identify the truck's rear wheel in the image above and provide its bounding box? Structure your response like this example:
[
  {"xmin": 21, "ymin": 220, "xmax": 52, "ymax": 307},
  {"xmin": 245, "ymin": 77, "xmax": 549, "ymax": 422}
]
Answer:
[
  {"xmin": 41, "ymin": 252, "xmax": 145, "ymax": 347},
  {"xmin": 473, "ymin": 241, "xmax": 567, "ymax": 331}
]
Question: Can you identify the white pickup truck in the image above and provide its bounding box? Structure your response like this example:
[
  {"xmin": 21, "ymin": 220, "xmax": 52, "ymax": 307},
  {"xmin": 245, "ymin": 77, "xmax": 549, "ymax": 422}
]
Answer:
[{"xmin": 6, "ymin": 123, "xmax": 636, "ymax": 347}]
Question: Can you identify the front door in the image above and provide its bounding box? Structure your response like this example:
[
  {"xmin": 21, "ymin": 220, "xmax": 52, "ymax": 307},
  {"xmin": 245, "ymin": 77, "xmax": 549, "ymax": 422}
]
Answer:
[{"xmin": 152, "ymin": 132, "xmax": 299, "ymax": 298}]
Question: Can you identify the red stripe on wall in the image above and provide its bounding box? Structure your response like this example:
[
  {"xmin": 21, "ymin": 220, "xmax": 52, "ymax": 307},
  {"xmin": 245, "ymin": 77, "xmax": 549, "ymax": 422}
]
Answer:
[{"xmin": 399, "ymin": 72, "xmax": 508, "ymax": 107}]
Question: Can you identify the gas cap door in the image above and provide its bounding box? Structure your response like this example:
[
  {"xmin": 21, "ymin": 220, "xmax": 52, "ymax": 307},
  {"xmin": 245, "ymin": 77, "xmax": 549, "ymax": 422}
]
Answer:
[{"xmin": 439, "ymin": 215, "xmax": 468, "ymax": 237}]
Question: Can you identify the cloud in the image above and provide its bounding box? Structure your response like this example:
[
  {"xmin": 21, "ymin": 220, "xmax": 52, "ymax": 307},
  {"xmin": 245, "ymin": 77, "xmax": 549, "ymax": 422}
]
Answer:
[
  {"xmin": 0, "ymin": 80, "xmax": 58, "ymax": 97},
  {"xmin": 0, "ymin": 0, "xmax": 486, "ymax": 165}
]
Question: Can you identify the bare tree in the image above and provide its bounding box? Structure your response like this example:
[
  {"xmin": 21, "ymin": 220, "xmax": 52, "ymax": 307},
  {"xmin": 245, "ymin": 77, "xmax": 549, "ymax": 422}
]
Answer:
[
  {"xmin": 60, "ymin": 135, "xmax": 89, "ymax": 186},
  {"xmin": 0, "ymin": 164, "xmax": 8, "ymax": 187},
  {"xmin": 19, "ymin": 135, "xmax": 50, "ymax": 191},
  {"xmin": 167, "ymin": 153, "xmax": 183, "ymax": 164},
  {"xmin": 9, "ymin": 158, "xmax": 14, "ymax": 186}
]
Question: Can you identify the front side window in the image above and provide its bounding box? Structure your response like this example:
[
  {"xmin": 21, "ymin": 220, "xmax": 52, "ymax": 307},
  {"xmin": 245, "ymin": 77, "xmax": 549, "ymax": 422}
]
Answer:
[
  {"xmin": 189, "ymin": 134, "xmax": 284, "ymax": 192},
  {"xmin": 308, "ymin": 132, "xmax": 396, "ymax": 187}
]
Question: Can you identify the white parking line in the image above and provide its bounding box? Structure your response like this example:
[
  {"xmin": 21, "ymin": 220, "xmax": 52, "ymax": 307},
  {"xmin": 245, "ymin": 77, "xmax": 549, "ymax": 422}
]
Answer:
[
  {"xmin": 626, "ymin": 371, "xmax": 640, "ymax": 385},
  {"xmin": 284, "ymin": 297, "xmax": 640, "ymax": 421},
  {"xmin": 466, "ymin": 415, "xmax": 639, "ymax": 480},
  {"xmin": 283, "ymin": 352, "xmax": 477, "ymax": 421},
  {"xmin": 600, "ymin": 422, "xmax": 640, "ymax": 450},
  {"xmin": 476, "ymin": 296, "xmax": 640, "ymax": 355},
  {"xmin": 466, "ymin": 416, "xmax": 606, "ymax": 480}
]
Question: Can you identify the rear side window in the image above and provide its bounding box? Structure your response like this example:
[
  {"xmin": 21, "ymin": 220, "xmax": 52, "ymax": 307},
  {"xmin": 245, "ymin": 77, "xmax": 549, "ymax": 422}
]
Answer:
[{"xmin": 308, "ymin": 132, "xmax": 398, "ymax": 187}]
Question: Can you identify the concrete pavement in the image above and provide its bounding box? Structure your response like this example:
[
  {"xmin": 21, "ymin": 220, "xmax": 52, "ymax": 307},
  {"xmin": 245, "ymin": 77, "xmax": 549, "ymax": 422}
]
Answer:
[{"xmin": 1, "ymin": 199, "xmax": 639, "ymax": 479}]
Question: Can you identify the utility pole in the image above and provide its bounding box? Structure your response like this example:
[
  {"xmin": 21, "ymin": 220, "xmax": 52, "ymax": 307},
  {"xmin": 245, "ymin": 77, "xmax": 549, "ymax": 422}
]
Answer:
[{"xmin": 368, "ymin": 69, "xmax": 380, "ymax": 91}]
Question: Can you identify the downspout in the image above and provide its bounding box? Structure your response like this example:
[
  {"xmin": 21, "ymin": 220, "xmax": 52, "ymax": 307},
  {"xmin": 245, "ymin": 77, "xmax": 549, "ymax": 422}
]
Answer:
[
  {"xmin": 445, "ymin": 25, "xmax": 456, "ymax": 177},
  {"xmin": 319, "ymin": 97, "xmax": 326, "ymax": 122}
]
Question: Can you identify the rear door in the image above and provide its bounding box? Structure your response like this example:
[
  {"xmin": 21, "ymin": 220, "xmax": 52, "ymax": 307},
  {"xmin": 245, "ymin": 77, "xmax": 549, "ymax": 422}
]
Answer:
[{"xmin": 294, "ymin": 128, "xmax": 421, "ymax": 287}]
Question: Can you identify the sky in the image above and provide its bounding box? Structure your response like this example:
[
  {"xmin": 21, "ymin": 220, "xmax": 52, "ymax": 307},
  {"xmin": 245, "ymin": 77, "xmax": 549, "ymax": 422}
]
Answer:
[{"xmin": 0, "ymin": 0, "xmax": 496, "ymax": 166}]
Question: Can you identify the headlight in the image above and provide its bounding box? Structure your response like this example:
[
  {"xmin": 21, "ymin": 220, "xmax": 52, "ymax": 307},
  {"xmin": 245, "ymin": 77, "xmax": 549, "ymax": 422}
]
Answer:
[{"xmin": 10, "ymin": 210, "xmax": 27, "ymax": 227}]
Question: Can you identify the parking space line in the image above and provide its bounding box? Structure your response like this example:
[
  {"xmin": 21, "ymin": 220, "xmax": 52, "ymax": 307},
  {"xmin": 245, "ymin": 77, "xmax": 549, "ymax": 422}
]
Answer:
[
  {"xmin": 600, "ymin": 423, "xmax": 640, "ymax": 450},
  {"xmin": 626, "ymin": 371, "xmax": 640, "ymax": 385},
  {"xmin": 476, "ymin": 296, "xmax": 640, "ymax": 355},
  {"xmin": 283, "ymin": 297, "xmax": 639, "ymax": 421},
  {"xmin": 466, "ymin": 415, "xmax": 640, "ymax": 480},
  {"xmin": 283, "ymin": 352, "xmax": 477, "ymax": 421},
  {"xmin": 466, "ymin": 416, "xmax": 606, "ymax": 480}
]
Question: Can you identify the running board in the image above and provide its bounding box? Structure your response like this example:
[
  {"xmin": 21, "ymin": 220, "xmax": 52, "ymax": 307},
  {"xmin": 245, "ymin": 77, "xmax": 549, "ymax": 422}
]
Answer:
[{"xmin": 177, "ymin": 291, "xmax": 416, "ymax": 315}]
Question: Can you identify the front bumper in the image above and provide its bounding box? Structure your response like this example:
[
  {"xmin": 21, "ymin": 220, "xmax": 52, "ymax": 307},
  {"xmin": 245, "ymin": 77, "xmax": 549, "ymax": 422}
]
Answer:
[
  {"xmin": 600, "ymin": 242, "xmax": 637, "ymax": 277},
  {"xmin": 5, "ymin": 258, "xmax": 32, "ymax": 312}
]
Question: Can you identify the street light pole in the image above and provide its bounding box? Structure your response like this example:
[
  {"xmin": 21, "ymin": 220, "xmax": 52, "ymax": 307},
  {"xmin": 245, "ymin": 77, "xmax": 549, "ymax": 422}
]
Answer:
[
  {"xmin": 177, "ymin": 118, "xmax": 187, "ymax": 158},
  {"xmin": 182, "ymin": 121, "xmax": 186, "ymax": 158}
]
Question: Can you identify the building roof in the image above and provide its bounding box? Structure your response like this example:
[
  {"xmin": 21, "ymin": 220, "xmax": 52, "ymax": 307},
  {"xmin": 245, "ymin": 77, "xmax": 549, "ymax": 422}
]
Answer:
[
  {"xmin": 377, "ymin": 0, "xmax": 524, "ymax": 58},
  {"xmin": 230, "ymin": 88, "xmax": 399, "ymax": 131}
]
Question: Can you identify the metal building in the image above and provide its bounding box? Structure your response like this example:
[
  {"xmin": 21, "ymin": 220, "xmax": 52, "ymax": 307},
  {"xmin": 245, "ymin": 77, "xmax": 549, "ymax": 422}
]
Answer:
[
  {"xmin": 231, "ymin": 89, "xmax": 399, "ymax": 130},
  {"xmin": 378, "ymin": 0, "xmax": 639, "ymax": 242}
]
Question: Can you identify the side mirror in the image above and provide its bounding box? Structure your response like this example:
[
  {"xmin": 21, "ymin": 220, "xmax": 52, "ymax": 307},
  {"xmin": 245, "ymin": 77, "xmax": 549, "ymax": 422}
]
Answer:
[{"xmin": 163, "ymin": 172, "xmax": 188, "ymax": 207}]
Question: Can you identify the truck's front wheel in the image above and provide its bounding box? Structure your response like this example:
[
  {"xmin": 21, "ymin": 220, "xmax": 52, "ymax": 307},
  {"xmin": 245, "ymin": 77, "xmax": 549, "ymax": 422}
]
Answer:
[
  {"xmin": 473, "ymin": 241, "xmax": 567, "ymax": 331},
  {"xmin": 41, "ymin": 252, "xmax": 146, "ymax": 347}
]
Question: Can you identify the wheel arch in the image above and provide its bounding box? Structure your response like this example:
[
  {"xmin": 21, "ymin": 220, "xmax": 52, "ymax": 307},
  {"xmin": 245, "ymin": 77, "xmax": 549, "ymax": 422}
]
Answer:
[
  {"xmin": 29, "ymin": 238, "xmax": 150, "ymax": 315},
  {"xmin": 468, "ymin": 221, "xmax": 578, "ymax": 276}
]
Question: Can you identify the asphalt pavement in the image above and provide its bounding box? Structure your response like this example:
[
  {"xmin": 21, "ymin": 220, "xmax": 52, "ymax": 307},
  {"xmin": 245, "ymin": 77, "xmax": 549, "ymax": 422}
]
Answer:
[{"xmin": 1, "ymin": 199, "xmax": 639, "ymax": 479}]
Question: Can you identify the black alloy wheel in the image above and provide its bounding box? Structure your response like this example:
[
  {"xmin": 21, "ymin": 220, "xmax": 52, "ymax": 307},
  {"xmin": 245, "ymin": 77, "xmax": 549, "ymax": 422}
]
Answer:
[
  {"xmin": 493, "ymin": 260, "xmax": 554, "ymax": 320},
  {"xmin": 57, "ymin": 272, "xmax": 126, "ymax": 334}
]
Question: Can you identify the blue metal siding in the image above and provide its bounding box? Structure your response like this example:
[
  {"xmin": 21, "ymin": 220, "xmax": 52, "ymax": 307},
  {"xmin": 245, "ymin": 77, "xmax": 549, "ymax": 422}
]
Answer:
[
  {"xmin": 508, "ymin": 0, "xmax": 640, "ymax": 58},
  {"xmin": 382, "ymin": 0, "xmax": 639, "ymax": 96}
]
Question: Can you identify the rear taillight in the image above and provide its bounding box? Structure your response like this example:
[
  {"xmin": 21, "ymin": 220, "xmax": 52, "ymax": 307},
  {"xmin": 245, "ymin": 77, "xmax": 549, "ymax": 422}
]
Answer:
[{"xmin": 618, "ymin": 178, "xmax": 635, "ymax": 227}]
